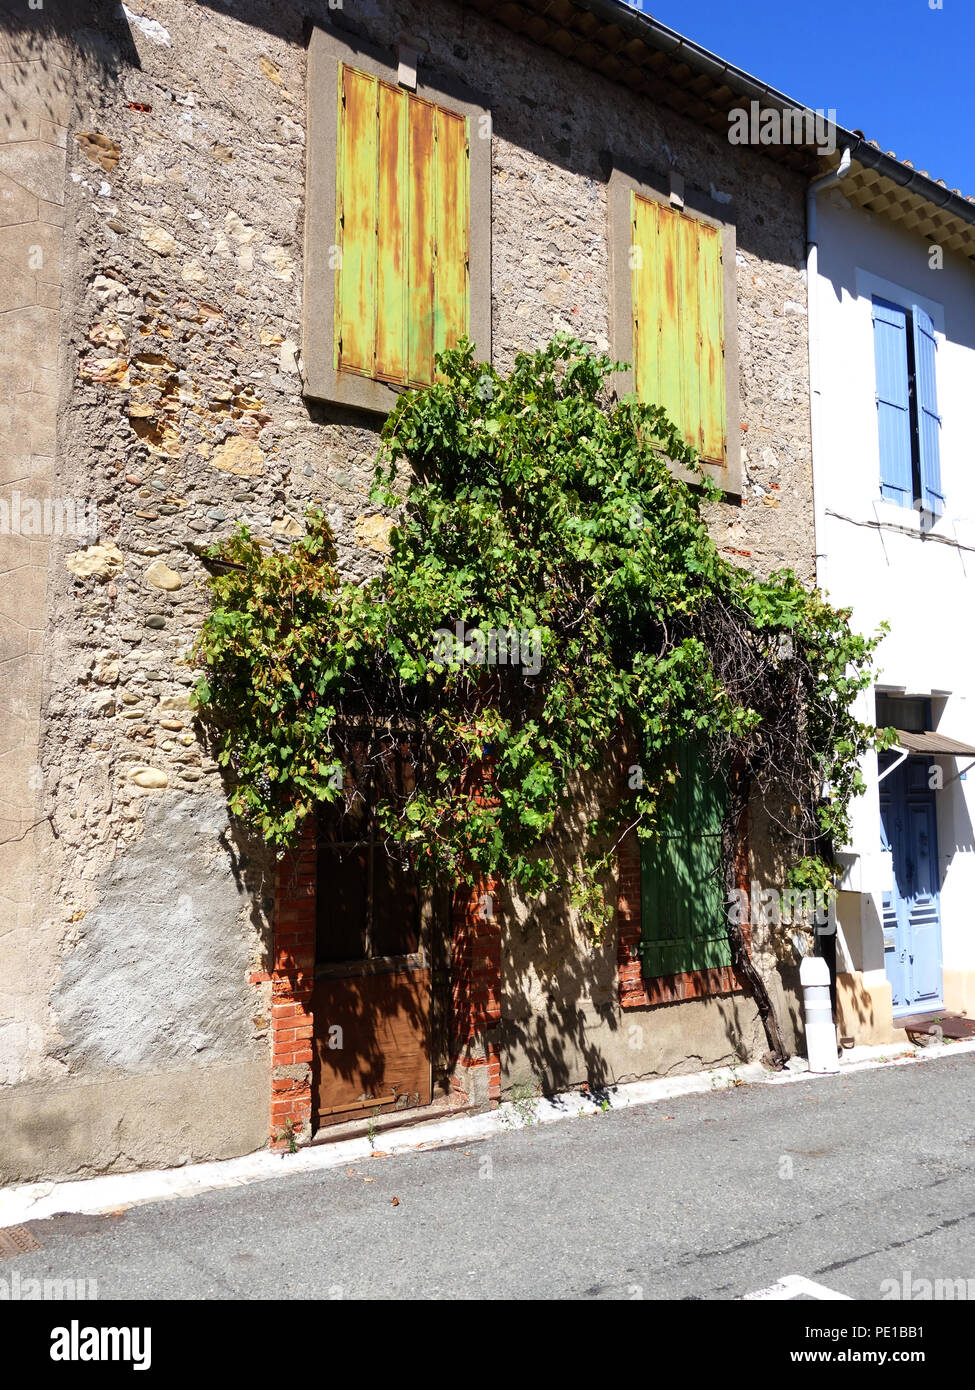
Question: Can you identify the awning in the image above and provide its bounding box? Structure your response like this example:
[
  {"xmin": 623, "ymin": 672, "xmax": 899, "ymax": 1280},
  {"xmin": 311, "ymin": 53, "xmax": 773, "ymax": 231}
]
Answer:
[{"xmin": 892, "ymin": 729, "xmax": 975, "ymax": 756}]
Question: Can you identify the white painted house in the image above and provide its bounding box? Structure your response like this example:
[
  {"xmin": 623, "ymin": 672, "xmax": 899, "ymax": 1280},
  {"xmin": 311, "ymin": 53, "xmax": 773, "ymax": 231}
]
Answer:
[{"xmin": 808, "ymin": 142, "xmax": 975, "ymax": 1041}]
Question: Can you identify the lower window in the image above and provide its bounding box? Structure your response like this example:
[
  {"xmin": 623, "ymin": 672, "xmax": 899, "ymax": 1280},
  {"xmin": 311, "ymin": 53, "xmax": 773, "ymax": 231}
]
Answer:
[{"xmin": 639, "ymin": 745, "xmax": 734, "ymax": 984}]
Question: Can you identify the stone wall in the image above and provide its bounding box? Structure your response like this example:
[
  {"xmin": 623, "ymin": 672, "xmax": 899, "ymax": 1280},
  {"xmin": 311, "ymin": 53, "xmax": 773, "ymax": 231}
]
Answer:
[{"xmin": 0, "ymin": 0, "xmax": 815, "ymax": 1182}]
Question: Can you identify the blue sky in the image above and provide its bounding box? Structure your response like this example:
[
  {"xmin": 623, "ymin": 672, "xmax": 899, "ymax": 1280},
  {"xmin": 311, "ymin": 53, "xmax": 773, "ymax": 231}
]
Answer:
[{"xmin": 623, "ymin": 0, "xmax": 974, "ymax": 194}]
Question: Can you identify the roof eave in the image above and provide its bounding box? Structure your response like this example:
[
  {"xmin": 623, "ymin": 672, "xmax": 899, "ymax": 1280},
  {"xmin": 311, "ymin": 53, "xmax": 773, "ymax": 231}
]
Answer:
[{"xmin": 454, "ymin": 0, "xmax": 975, "ymax": 235}]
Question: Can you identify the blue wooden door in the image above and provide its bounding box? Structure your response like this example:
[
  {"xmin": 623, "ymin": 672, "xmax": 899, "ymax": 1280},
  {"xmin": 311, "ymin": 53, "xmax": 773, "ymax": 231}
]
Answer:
[{"xmin": 879, "ymin": 757, "xmax": 943, "ymax": 1015}]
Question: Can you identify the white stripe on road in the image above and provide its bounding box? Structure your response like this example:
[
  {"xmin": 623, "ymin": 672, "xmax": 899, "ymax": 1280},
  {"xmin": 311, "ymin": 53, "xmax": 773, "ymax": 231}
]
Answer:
[{"xmin": 744, "ymin": 1274, "xmax": 852, "ymax": 1300}]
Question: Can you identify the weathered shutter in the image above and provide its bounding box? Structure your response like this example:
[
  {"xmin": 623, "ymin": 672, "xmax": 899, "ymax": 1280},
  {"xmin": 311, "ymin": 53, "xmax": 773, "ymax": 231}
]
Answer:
[
  {"xmin": 630, "ymin": 193, "xmax": 726, "ymax": 467},
  {"xmin": 336, "ymin": 65, "xmax": 379, "ymax": 377},
  {"xmin": 639, "ymin": 746, "xmax": 732, "ymax": 979},
  {"xmin": 872, "ymin": 297, "xmax": 913, "ymax": 507},
  {"xmin": 336, "ymin": 65, "xmax": 469, "ymax": 390},
  {"xmin": 432, "ymin": 106, "xmax": 470, "ymax": 367},
  {"xmin": 406, "ymin": 95, "xmax": 436, "ymax": 386},
  {"xmin": 911, "ymin": 305, "xmax": 944, "ymax": 515},
  {"xmin": 375, "ymin": 79, "xmax": 409, "ymax": 382}
]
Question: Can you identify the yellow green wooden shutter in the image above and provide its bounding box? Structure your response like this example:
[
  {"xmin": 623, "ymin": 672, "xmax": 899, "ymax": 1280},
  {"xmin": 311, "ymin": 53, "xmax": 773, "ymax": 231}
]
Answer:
[
  {"xmin": 630, "ymin": 192, "xmax": 726, "ymax": 467},
  {"xmin": 639, "ymin": 746, "xmax": 732, "ymax": 978},
  {"xmin": 335, "ymin": 65, "xmax": 470, "ymax": 390}
]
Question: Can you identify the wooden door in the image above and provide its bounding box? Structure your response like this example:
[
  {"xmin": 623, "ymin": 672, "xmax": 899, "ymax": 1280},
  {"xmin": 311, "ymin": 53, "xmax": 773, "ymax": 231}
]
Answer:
[{"xmin": 312, "ymin": 734, "xmax": 433, "ymax": 1128}]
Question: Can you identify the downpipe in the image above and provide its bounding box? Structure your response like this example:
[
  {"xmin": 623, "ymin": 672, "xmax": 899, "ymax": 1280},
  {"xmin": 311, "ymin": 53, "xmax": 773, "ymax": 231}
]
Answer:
[{"xmin": 806, "ymin": 146, "xmax": 852, "ymax": 596}]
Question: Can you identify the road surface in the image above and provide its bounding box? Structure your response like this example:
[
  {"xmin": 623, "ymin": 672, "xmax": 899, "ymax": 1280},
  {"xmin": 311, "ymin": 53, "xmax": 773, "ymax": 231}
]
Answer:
[{"xmin": 10, "ymin": 1052, "xmax": 975, "ymax": 1300}]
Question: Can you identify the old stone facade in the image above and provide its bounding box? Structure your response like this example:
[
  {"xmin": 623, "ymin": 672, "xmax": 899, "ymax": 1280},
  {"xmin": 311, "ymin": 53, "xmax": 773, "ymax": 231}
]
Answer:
[{"xmin": 1, "ymin": 0, "xmax": 814, "ymax": 1183}]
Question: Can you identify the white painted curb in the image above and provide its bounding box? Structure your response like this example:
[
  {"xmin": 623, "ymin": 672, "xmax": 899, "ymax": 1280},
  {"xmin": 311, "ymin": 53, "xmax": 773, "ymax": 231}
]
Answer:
[{"xmin": 1, "ymin": 1036, "xmax": 972, "ymax": 1230}]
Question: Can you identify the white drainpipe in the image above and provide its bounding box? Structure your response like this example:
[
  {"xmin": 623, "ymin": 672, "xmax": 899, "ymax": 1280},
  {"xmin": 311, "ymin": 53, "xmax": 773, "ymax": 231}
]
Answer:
[
  {"xmin": 806, "ymin": 147, "xmax": 852, "ymax": 596},
  {"xmin": 804, "ymin": 151, "xmax": 853, "ymax": 1061}
]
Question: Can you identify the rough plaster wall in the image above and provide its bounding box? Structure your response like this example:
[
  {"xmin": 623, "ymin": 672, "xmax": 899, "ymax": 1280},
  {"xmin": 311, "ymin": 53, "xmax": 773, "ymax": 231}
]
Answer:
[
  {"xmin": 1, "ymin": 2, "xmax": 301, "ymax": 1168},
  {"xmin": 0, "ymin": 9, "xmax": 80, "ymax": 1092},
  {"xmin": 4, "ymin": 0, "xmax": 815, "ymax": 1171},
  {"xmin": 52, "ymin": 794, "xmax": 264, "ymax": 1071},
  {"xmin": 0, "ymin": 1060, "xmax": 268, "ymax": 1184}
]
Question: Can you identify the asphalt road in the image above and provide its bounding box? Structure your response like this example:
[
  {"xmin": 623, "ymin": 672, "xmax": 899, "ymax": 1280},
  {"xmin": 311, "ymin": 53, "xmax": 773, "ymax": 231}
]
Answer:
[{"xmin": 10, "ymin": 1052, "xmax": 975, "ymax": 1300}]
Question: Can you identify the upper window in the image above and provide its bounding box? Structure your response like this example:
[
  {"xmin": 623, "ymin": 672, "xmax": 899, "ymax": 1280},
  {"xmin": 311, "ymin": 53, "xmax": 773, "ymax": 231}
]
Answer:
[
  {"xmin": 335, "ymin": 65, "xmax": 469, "ymax": 389},
  {"xmin": 630, "ymin": 193, "xmax": 726, "ymax": 468},
  {"xmin": 609, "ymin": 168, "xmax": 740, "ymax": 495},
  {"xmin": 871, "ymin": 296, "xmax": 944, "ymax": 515},
  {"xmin": 303, "ymin": 28, "xmax": 491, "ymax": 414}
]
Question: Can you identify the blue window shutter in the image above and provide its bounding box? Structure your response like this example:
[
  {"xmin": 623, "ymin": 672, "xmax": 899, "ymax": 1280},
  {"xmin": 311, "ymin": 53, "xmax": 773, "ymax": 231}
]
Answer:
[
  {"xmin": 911, "ymin": 305, "xmax": 944, "ymax": 515},
  {"xmin": 872, "ymin": 298, "xmax": 913, "ymax": 507}
]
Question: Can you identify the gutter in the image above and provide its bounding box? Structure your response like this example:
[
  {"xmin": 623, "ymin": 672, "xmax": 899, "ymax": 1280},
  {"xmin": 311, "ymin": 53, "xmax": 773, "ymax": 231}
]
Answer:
[{"xmin": 573, "ymin": 0, "xmax": 975, "ymax": 230}]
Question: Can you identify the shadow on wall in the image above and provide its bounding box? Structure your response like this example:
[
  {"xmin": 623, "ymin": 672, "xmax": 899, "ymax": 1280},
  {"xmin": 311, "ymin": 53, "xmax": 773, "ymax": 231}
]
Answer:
[
  {"xmin": 939, "ymin": 769, "xmax": 975, "ymax": 861},
  {"xmin": 493, "ymin": 771, "xmax": 785, "ymax": 1097},
  {"xmin": 0, "ymin": 0, "xmax": 142, "ymax": 85}
]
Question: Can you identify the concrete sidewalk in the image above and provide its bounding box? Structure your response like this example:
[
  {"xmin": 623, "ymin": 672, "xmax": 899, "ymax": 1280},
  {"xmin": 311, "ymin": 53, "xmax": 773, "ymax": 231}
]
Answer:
[{"xmin": 3, "ymin": 1036, "xmax": 973, "ymax": 1231}]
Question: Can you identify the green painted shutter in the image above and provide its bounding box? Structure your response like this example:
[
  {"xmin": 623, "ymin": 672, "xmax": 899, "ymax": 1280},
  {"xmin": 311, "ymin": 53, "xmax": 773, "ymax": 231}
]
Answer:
[
  {"xmin": 639, "ymin": 746, "xmax": 732, "ymax": 978},
  {"xmin": 335, "ymin": 65, "xmax": 379, "ymax": 377},
  {"xmin": 335, "ymin": 66, "xmax": 469, "ymax": 390},
  {"xmin": 631, "ymin": 193, "xmax": 726, "ymax": 467}
]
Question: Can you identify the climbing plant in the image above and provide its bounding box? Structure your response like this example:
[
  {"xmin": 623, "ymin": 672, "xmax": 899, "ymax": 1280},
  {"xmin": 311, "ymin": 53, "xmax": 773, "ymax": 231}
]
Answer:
[{"xmin": 192, "ymin": 336, "xmax": 889, "ymax": 1064}]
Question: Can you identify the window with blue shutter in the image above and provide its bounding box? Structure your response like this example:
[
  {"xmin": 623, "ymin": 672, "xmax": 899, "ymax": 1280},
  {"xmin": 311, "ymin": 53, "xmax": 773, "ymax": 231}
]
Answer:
[
  {"xmin": 871, "ymin": 295, "xmax": 945, "ymax": 514},
  {"xmin": 872, "ymin": 298, "xmax": 913, "ymax": 507},
  {"xmin": 911, "ymin": 306, "xmax": 944, "ymax": 515}
]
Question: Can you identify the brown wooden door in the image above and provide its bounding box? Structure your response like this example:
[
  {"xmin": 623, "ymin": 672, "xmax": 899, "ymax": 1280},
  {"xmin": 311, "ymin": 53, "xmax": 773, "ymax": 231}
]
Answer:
[{"xmin": 312, "ymin": 735, "xmax": 433, "ymax": 1128}]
